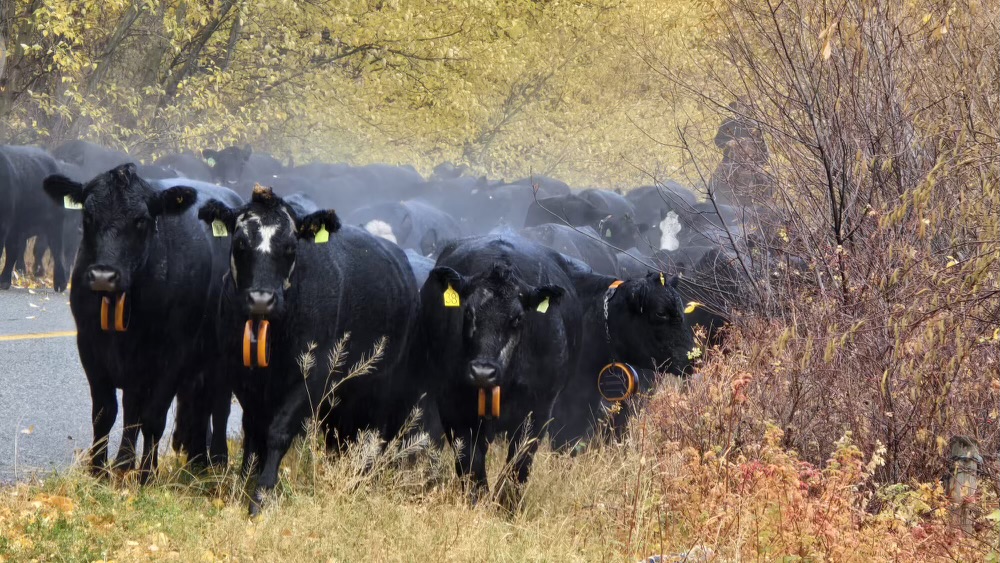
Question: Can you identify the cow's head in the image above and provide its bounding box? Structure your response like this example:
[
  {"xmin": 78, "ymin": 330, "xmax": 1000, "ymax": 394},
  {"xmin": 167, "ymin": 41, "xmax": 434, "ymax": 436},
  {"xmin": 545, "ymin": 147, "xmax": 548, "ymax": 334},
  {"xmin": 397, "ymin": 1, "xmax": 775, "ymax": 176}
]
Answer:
[
  {"xmin": 429, "ymin": 264, "xmax": 564, "ymax": 389},
  {"xmin": 595, "ymin": 213, "xmax": 651, "ymax": 251},
  {"xmin": 43, "ymin": 164, "xmax": 197, "ymax": 293},
  {"xmin": 198, "ymin": 186, "xmax": 340, "ymax": 318},
  {"xmin": 203, "ymin": 145, "xmax": 251, "ymax": 186},
  {"xmin": 607, "ymin": 272, "xmax": 693, "ymax": 375}
]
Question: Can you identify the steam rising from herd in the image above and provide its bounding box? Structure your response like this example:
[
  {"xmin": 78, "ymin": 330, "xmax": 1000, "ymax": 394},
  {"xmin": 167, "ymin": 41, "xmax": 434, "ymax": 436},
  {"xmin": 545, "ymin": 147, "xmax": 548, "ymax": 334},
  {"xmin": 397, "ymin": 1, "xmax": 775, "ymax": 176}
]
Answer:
[{"xmin": 0, "ymin": 108, "xmax": 779, "ymax": 513}]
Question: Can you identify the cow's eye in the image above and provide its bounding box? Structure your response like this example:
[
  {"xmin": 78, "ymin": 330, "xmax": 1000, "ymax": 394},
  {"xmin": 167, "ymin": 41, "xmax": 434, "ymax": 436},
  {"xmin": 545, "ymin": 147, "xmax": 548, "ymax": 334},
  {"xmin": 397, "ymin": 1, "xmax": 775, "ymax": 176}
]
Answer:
[
  {"xmin": 282, "ymin": 242, "xmax": 296, "ymax": 257},
  {"xmin": 134, "ymin": 217, "xmax": 148, "ymax": 230},
  {"xmin": 235, "ymin": 238, "xmax": 249, "ymax": 251}
]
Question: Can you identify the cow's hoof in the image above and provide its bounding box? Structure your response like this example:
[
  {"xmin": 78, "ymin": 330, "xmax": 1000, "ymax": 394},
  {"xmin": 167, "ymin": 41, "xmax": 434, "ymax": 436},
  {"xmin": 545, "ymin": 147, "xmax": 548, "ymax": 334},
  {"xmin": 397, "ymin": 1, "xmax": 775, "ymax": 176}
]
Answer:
[
  {"xmin": 248, "ymin": 496, "xmax": 263, "ymax": 519},
  {"xmin": 0, "ymin": 280, "xmax": 10, "ymax": 290}
]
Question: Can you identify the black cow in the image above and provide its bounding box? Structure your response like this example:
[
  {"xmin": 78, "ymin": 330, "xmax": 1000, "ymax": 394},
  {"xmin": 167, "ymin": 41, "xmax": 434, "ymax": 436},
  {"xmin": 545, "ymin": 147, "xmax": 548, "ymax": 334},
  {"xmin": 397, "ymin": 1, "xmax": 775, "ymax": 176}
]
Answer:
[
  {"xmin": 154, "ymin": 153, "xmax": 215, "ymax": 182},
  {"xmin": 41, "ymin": 164, "xmax": 237, "ymax": 480},
  {"xmin": 203, "ymin": 146, "xmax": 286, "ymax": 193},
  {"xmin": 0, "ymin": 146, "xmax": 67, "ymax": 290},
  {"xmin": 419, "ymin": 235, "xmax": 581, "ymax": 508},
  {"xmin": 549, "ymin": 268, "xmax": 694, "ymax": 450},
  {"xmin": 513, "ymin": 175, "xmax": 572, "ymax": 197},
  {"xmin": 523, "ymin": 193, "xmax": 603, "ymax": 229},
  {"xmin": 149, "ymin": 179, "xmax": 246, "ymax": 464},
  {"xmin": 520, "ymin": 224, "xmax": 619, "ymax": 276},
  {"xmin": 525, "ymin": 190, "xmax": 649, "ymax": 250},
  {"xmin": 620, "ymin": 246, "xmax": 733, "ymax": 346},
  {"xmin": 198, "ymin": 186, "xmax": 420, "ymax": 515},
  {"xmin": 347, "ymin": 200, "xmax": 463, "ymax": 257},
  {"xmin": 52, "ymin": 140, "xmax": 134, "ymax": 179},
  {"xmin": 624, "ymin": 183, "xmax": 700, "ymax": 253}
]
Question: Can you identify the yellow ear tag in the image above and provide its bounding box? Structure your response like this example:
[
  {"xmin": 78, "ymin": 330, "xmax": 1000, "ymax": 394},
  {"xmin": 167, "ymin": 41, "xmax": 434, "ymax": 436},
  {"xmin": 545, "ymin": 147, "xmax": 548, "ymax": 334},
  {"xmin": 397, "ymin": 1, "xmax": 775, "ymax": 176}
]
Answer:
[
  {"xmin": 536, "ymin": 297, "xmax": 550, "ymax": 314},
  {"xmin": 314, "ymin": 225, "xmax": 330, "ymax": 244},
  {"xmin": 660, "ymin": 272, "xmax": 666, "ymax": 286},
  {"xmin": 63, "ymin": 195, "xmax": 83, "ymax": 210},
  {"xmin": 176, "ymin": 196, "xmax": 184, "ymax": 204},
  {"xmin": 684, "ymin": 301, "xmax": 701, "ymax": 314},
  {"xmin": 211, "ymin": 220, "xmax": 229, "ymax": 237},
  {"xmin": 604, "ymin": 229, "xmax": 612, "ymax": 238},
  {"xmin": 443, "ymin": 284, "xmax": 460, "ymax": 307},
  {"xmin": 206, "ymin": 157, "xmax": 216, "ymax": 167}
]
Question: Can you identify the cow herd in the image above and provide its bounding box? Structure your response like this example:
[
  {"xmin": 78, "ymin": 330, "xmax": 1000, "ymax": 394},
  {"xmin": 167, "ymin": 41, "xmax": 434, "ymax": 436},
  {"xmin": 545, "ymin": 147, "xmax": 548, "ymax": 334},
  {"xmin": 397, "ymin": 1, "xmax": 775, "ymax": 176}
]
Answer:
[{"xmin": 0, "ymin": 133, "xmax": 772, "ymax": 515}]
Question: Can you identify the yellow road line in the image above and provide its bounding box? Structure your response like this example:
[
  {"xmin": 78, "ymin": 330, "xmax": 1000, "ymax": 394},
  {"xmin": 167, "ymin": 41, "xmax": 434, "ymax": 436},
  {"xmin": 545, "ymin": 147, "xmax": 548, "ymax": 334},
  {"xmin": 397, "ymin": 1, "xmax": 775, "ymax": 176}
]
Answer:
[{"xmin": 0, "ymin": 331, "xmax": 77, "ymax": 342}]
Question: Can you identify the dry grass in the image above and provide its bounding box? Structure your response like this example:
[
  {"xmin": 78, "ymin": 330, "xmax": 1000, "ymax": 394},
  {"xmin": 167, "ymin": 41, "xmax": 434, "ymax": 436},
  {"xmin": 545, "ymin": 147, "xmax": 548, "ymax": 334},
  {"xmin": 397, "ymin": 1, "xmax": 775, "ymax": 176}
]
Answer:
[{"xmin": 0, "ymin": 348, "xmax": 996, "ymax": 563}]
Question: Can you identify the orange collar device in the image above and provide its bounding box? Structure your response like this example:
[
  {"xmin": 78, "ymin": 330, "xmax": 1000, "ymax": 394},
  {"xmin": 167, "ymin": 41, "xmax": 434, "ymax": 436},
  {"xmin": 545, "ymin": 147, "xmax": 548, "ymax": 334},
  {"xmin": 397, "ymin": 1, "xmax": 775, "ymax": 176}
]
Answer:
[
  {"xmin": 99, "ymin": 293, "xmax": 128, "ymax": 332},
  {"xmin": 598, "ymin": 362, "xmax": 638, "ymax": 402},
  {"xmin": 242, "ymin": 319, "xmax": 271, "ymax": 368},
  {"xmin": 477, "ymin": 387, "xmax": 500, "ymax": 418}
]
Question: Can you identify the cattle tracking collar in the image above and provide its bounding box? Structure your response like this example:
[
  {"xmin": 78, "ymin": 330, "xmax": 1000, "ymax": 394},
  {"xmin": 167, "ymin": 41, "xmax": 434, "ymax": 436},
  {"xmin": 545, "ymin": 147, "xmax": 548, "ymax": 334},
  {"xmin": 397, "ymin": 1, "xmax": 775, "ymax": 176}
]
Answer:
[
  {"xmin": 603, "ymin": 280, "xmax": 623, "ymax": 345},
  {"xmin": 598, "ymin": 362, "xmax": 639, "ymax": 402},
  {"xmin": 477, "ymin": 386, "xmax": 501, "ymax": 418},
  {"xmin": 599, "ymin": 281, "xmax": 638, "ymax": 402},
  {"xmin": 242, "ymin": 319, "xmax": 271, "ymax": 368},
  {"xmin": 100, "ymin": 293, "xmax": 129, "ymax": 332}
]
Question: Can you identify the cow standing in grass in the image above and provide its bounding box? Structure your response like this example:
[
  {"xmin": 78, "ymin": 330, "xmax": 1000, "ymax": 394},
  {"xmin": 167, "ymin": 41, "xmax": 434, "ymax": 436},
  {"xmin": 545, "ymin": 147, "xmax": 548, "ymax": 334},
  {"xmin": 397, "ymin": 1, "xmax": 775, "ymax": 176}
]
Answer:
[
  {"xmin": 198, "ymin": 186, "xmax": 421, "ymax": 516},
  {"xmin": 41, "ymin": 164, "xmax": 238, "ymax": 481},
  {"xmin": 418, "ymin": 235, "xmax": 582, "ymax": 509}
]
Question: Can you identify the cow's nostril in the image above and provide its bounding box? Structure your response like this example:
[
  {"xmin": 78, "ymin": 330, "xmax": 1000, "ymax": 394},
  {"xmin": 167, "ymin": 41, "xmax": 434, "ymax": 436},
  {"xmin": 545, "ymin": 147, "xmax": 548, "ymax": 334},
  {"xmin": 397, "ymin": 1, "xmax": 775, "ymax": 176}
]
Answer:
[
  {"xmin": 87, "ymin": 268, "xmax": 121, "ymax": 291},
  {"xmin": 247, "ymin": 290, "xmax": 276, "ymax": 315},
  {"xmin": 469, "ymin": 361, "xmax": 498, "ymax": 386}
]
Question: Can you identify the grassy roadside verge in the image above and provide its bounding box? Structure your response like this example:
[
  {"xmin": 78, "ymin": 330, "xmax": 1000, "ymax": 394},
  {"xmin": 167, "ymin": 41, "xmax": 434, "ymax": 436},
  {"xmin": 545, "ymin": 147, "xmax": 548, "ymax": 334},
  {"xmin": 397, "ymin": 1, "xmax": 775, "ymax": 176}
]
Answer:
[{"xmin": 1, "ymin": 390, "xmax": 995, "ymax": 562}]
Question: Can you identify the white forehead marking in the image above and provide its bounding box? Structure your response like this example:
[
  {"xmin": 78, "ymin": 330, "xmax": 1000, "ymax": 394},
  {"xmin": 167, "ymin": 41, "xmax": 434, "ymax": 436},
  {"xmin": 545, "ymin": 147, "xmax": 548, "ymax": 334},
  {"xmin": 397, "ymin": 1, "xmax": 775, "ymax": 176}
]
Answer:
[
  {"xmin": 364, "ymin": 219, "xmax": 397, "ymax": 244},
  {"xmin": 659, "ymin": 211, "xmax": 682, "ymax": 251},
  {"xmin": 236, "ymin": 210, "xmax": 294, "ymax": 254},
  {"xmin": 257, "ymin": 224, "xmax": 279, "ymax": 253}
]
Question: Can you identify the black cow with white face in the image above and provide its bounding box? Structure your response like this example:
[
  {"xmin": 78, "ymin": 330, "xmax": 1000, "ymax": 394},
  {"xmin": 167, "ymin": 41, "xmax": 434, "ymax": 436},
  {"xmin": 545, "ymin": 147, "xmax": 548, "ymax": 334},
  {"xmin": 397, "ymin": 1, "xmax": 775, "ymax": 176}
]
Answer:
[
  {"xmin": 41, "ymin": 164, "xmax": 236, "ymax": 480},
  {"xmin": 419, "ymin": 235, "xmax": 581, "ymax": 508},
  {"xmin": 198, "ymin": 186, "xmax": 421, "ymax": 516},
  {"xmin": 549, "ymin": 267, "xmax": 694, "ymax": 450}
]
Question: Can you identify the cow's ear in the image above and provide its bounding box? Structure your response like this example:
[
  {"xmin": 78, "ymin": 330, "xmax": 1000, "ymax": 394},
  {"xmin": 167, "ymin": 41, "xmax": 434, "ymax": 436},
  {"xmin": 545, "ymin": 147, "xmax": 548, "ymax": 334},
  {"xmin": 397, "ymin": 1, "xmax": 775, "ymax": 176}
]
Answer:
[
  {"xmin": 298, "ymin": 210, "xmax": 341, "ymax": 240},
  {"xmin": 419, "ymin": 228, "xmax": 439, "ymax": 257},
  {"xmin": 197, "ymin": 199, "xmax": 236, "ymax": 234},
  {"xmin": 636, "ymin": 222, "xmax": 651, "ymax": 234},
  {"xmin": 43, "ymin": 174, "xmax": 85, "ymax": 207},
  {"xmin": 522, "ymin": 284, "xmax": 565, "ymax": 312},
  {"xmin": 149, "ymin": 186, "xmax": 198, "ymax": 216},
  {"xmin": 429, "ymin": 266, "xmax": 466, "ymax": 294},
  {"xmin": 667, "ymin": 274, "xmax": 680, "ymax": 289},
  {"xmin": 397, "ymin": 212, "xmax": 414, "ymax": 242}
]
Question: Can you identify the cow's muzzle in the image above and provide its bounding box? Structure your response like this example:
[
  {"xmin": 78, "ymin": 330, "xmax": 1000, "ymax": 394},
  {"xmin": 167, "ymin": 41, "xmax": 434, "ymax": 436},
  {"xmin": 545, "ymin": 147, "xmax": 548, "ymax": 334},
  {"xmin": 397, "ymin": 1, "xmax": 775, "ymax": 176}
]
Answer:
[
  {"xmin": 468, "ymin": 360, "xmax": 499, "ymax": 388},
  {"xmin": 247, "ymin": 290, "xmax": 276, "ymax": 316},
  {"xmin": 86, "ymin": 266, "xmax": 121, "ymax": 293}
]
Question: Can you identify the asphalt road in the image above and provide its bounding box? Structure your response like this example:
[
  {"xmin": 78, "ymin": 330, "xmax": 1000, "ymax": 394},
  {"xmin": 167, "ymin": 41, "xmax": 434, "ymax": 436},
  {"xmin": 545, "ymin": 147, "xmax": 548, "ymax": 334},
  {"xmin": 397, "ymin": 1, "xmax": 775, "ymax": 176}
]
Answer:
[{"xmin": 0, "ymin": 284, "xmax": 241, "ymax": 482}]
